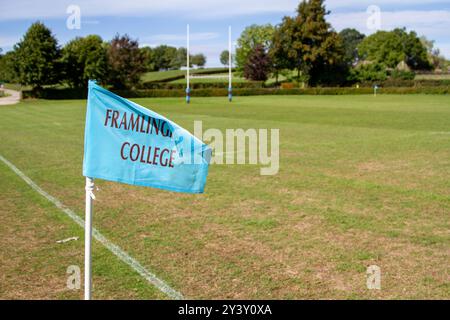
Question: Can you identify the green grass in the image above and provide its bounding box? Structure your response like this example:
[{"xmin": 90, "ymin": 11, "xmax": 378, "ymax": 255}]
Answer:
[
  {"xmin": 415, "ymin": 74, "xmax": 450, "ymax": 80},
  {"xmin": 0, "ymin": 95, "xmax": 449, "ymax": 299},
  {"xmin": 141, "ymin": 70, "xmax": 186, "ymax": 82},
  {"xmin": 141, "ymin": 68, "xmax": 228, "ymax": 82},
  {"xmin": 170, "ymin": 74, "xmax": 248, "ymax": 84}
]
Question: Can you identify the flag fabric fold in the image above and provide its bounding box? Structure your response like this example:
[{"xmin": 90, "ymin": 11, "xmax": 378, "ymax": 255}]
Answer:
[{"xmin": 83, "ymin": 80, "xmax": 210, "ymax": 193}]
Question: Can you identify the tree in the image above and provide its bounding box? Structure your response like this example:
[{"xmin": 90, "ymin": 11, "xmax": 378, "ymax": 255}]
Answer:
[
  {"xmin": 269, "ymin": 23, "xmax": 294, "ymax": 84},
  {"xmin": 107, "ymin": 34, "xmax": 145, "ymax": 89},
  {"xmin": 170, "ymin": 47, "xmax": 192, "ymax": 69},
  {"xmin": 220, "ymin": 50, "xmax": 230, "ymax": 66},
  {"xmin": 61, "ymin": 35, "xmax": 108, "ymax": 88},
  {"xmin": 280, "ymin": 0, "xmax": 345, "ymax": 85},
  {"xmin": 348, "ymin": 62, "xmax": 387, "ymax": 82},
  {"xmin": 420, "ymin": 36, "xmax": 448, "ymax": 70},
  {"xmin": 13, "ymin": 22, "xmax": 60, "ymax": 88},
  {"xmin": 191, "ymin": 53, "xmax": 206, "ymax": 68},
  {"xmin": 0, "ymin": 51, "xmax": 17, "ymax": 83},
  {"xmin": 339, "ymin": 28, "xmax": 365, "ymax": 65},
  {"xmin": 236, "ymin": 24, "xmax": 274, "ymax": 70},
  {"xmin": 358, "ymin": 28, "xmax": 431, "ymax": 70},
  {"xmin": 152, "ymin": 45, "xmax": 177, "ymax": 70},
  {"xmin": 243, "ymin": 44, "xmax": 272, "ymax": 81},
  {"xmin": 140, "ymin": 46, "xmax": 156, "ymax": 71}
]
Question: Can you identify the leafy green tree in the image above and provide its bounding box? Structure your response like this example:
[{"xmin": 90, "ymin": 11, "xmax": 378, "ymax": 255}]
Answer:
[
  {"xmin": 390, "ymin": 69, "xmax": 415, "ymax": 80},
  {"xmin": 170, "ymin": 47, "xmax": 192, "ymax": 69},
  {"xmin": 348, "ymin": 62, "xmax": 387, "ymax": 82},
  {"xmin": 243, "ymin": 44, "xmax": 272, "ymax": 81},
  {"xmin": 0, "ymin": 51, "xmax": 17, "ymax": 83},
  {"xmin": 358, "ymin": 28, "xmax": 431, "ymax": 70},
  {"xmin": 107, "ymin": 34, "xmax": 145, "ymax": 89},
  {"xmin": 281, "ymin": 0, "xmax": 345, "ymax": 85},
  {"xmin": 236, "ymin": 24, "xmax": 274, "ymax": 70},
  {"xmin": 269, "ymin": 23, "xmax": 294, "ymax": 84},
  {"xmin": 191, "ymin": 53, "xmax": 206, "ymax": 68},
  {"xmin": 152, "ymin": 45, "xmax": 177, "ymax": 70},
  {"xmin": 220, "ymin": 50, "xmax": 230, "ymax": 66},
  {"xmin": 61, "ymin": 35, "xmax": 108, "ymax": 88},
  {"xmin": 13, "ymin": 22, "xmax": 60, "ymax": 88},
  {"xmin": 140, "ymin": 46, "xmax": 156, "ymax": 71},
  {"xmin": 339, "ymin": 28, "xmax": 365, "ymax": 65}
]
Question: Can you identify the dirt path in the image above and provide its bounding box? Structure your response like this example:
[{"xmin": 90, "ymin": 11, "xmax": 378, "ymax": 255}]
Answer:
[{"xmin": 0, "ymin": 89, "xmax": 21, "ymax": 105}]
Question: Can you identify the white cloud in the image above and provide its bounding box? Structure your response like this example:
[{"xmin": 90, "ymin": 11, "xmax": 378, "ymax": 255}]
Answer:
[
  {"xmin": 325, "ymin": 0, "xmax": 450, "ymax": 10},
  {"xmin": 0, "ymin": 0, "xmax": 449, "ymax": 20},
  {"xmin": 1, "ymin": 1, "xmax": 449, "ymax": 58},
  {"xmin": 0, "ymin": 0, "xmax": 298, "ymax": 20},
  {"xmin": 328, "ymin": 10, "xmax": 450, "ymax": 57},
  {"xmin": 329, "ymin": 10, "xmax": 450, "ymax": 36}
]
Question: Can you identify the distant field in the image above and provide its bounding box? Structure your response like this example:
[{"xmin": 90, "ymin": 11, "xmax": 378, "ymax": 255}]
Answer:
[
  {"xmin": 0, "ymin": 95, "xmax": 449, "ymax": 299},
  {"xmin": 415, "ymin": 73, "xmax": 450, "ymax": 80},
  {"xmin": 170, "ymin": 74, "xmax": 248, "ymax": 84},
  {"xmin": 2, "ymin": 83, "xmax": 31, "ymax": 91},
  {"xmin": 141, "ymin": 68, "xmax": 228, "ymax": 82}
]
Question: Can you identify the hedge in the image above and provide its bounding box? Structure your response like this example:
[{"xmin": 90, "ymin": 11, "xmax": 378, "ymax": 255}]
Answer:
[
  {"xmin": 22, "ymin": 87, "xmax": 88, "ymax": 99},
  {"xmin": 358, "ymin": 79, "xmax": 450, "ymax": 87},
  {"xmin": 22, "ymin": 86, "xmax": 450, "ymax": 99},
  {"xmin": 139, "ymin": 81, "xmax": 264, "ymax": 90}
]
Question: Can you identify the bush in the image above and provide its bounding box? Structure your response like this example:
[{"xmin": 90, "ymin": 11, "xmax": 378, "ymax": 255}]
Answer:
[
  {"xmin": 22, "ymin": 85, "xmax": 450, "ymax": 99},
  {"xmin": 139, "ymin": 81, "xmax": 264, "ymax": 90},
  {"xmin": 22, "ymin": 87, "xmax": 88, "ymax": 99},
  {"xmin": 349, "ymin": 63, "xmax": 388, "ymax": 82},
  {"xmin": 390, "ymin": 70, "xmax": 415, "ymax": 80},
  {"xmin": 358, "ymin": 79, "xmax": 450, "ymax": 87},
  {"xmin": 280, "ymin": 82, "xmax": 296, "ymax": 89}
]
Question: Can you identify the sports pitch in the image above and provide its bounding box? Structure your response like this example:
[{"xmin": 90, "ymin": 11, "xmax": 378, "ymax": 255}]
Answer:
[{"xmin": 0, "ymin": 94, "xmax": 449, "ymax": 299}]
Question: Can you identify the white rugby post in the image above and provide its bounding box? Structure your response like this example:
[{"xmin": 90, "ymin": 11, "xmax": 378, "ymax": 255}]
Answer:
[
  {"xmin": 228, "ymin": 26, "xmax": 232, "ymax": 102},
  {"xmin": 84, "ymin": 177, "xmax": 94, "ymax": 300},
  {"xmin": 186, "ymin": 24, "xmax": 191, "ymax": 104}
]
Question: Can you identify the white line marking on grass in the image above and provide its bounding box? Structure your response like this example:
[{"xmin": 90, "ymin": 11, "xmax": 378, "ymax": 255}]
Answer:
[{"xmin": 0, "ymin": 154, "xmax": 184, "ymax": 300}]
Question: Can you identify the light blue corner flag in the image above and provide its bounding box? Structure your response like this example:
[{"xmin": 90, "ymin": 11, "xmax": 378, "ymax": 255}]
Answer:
[{"xmin": 83, "ymin": 81, "xmax": 211, "ymax": 193}]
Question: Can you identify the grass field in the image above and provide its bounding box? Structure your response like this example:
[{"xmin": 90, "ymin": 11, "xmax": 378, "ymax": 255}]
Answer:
[
  {"xmin": 141, "ymin": 68, "xmax": 228, "ymax": 82},
  {"xmin": 415, "ymin": 74, "xmax": 450, "ymax": 80},
  {"xmin": 0, "ymin": 95, "xmax": 449, "ymax": 299},
  {"xmin": 169, "ymin": 74, "xmax": 248, "ymax": 84}
]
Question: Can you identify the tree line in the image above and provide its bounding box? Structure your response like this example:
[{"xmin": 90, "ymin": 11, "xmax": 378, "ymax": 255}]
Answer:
[
  {"xmin": 230, "ymin": 0, "xmax": 449, "ymax": 85},
  {"xmin": 1, "ymin": 0, "xmax": 448, "ymax": 90},
  {"xmin": 0, "ymin": 22, "xmax": 207, "ymax": 89}
]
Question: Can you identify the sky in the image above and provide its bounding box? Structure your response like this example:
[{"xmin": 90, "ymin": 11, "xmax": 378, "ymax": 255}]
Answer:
[{"xmin": 0, "ymin": 0, "xmax": 449, "ymax": 67}]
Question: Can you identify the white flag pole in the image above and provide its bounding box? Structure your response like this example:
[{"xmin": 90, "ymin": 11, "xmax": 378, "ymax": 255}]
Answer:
[
  {"xmin": 228, "ymin": 25, "xmax": 232, "ymax": 102},
  {"xmin": 84, "ymin": 177, "xmax": 94, "ymax": 300},
  {"xmin": 186, "ymin": 24, "xmax": 190, "ymax": 104}
]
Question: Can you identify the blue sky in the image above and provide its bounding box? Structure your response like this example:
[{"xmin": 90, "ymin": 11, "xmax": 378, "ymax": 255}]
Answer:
[{"xmin": 1, "ymin": 0, "xmax": 449, "ymax": 67}]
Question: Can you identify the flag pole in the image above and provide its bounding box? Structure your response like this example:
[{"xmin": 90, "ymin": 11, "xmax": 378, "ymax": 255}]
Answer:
[
  {"xmin": 228, "ymin": 25, "xmax": 232, "ymax": 102},
  {"xmin": 186, "ymin": 24, "xmax": 190, "ymax": 104},
  {"xmin": 84, "ymin": 177, "xmax": 94, "ymax": 300}
]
